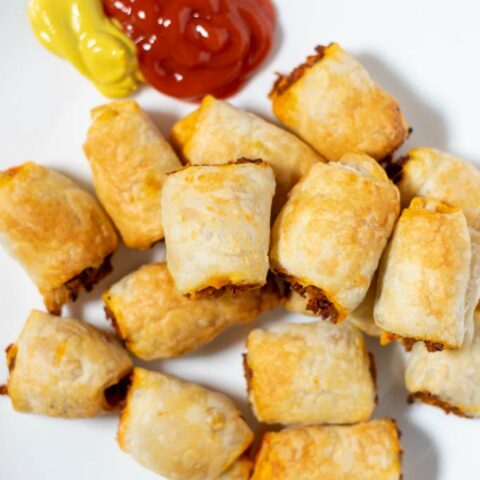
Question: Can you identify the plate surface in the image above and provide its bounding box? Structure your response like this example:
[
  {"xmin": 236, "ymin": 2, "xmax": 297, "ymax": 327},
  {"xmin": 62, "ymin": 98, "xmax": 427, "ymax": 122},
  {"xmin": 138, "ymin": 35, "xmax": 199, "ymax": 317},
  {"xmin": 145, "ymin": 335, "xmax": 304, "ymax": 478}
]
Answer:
[{"xmin": 1, "ymin": 1, "xmax": 480, "ymax": 479}]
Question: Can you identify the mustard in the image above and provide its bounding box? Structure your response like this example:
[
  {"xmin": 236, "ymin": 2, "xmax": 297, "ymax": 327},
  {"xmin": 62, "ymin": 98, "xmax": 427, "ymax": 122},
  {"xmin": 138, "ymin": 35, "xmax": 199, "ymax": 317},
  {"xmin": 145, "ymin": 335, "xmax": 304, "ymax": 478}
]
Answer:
[{"xmin": 28, "ymin": 0, "xmax": 142, "ymax": 97}]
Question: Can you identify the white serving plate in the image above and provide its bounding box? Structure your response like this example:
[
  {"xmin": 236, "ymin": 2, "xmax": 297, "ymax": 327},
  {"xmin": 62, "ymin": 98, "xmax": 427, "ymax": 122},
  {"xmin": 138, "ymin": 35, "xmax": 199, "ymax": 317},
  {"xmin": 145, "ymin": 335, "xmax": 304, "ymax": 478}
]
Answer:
[{"xmin": 1, "ymin": 1, "xmax": 479, "ymax": 479}]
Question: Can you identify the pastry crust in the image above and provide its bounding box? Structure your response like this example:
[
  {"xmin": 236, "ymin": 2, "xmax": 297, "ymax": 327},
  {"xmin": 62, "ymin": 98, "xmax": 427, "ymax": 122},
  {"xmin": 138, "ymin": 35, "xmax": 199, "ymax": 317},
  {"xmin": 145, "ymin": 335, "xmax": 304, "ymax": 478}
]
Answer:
[
  {"xmin": 161, "ymin": 161, "xmax": 275, "ymax": 296},
  {"xmin": 405, "ymin": 310, "xmax": 480, "ymax": 418},
  {"xmin": 374, "ymin": 197, "xmax": 471, "ymax": 350},
  {"xmin": 171, "ymin": 95, "xmax": 323, "ymax": 216},
  {"xmin": 251, "ymin": 419, "xmax": 402, "ymax": 480},
  {"xmin": 6, "ymin": 310, "xmax": 132, "ymax": 418},
  {"xmin": 269, "ymin": 43, "xmax": 409, "ymax": 161},
  {"xmin": 396, "ymin": 148, "xmax": 480, "ymax": 343},
  {"xmin": 244, "ymin": 322, "xmax": 376, "ymax": 425},
  {"xmin": 270, "ymin": 153, "xmax": 400, "ymax": 321},
  {"xmin": 219, "ymin": 456, "xmax": 252, "ymax": 480},
  {"xmin": 103, "ymin": 262, "xmax": 278, "ymax": 360},
  {"xmin": 117, "ymin": 368, "xmax": 253, "ymax": 480},
  {"xmin": 83, "ymin": 100, "xmax": 181, "ymax": 249},
  {"xmin": 0, "ymin": 162, "xmax": 118, "ymax": 314},
  {"xmin": 397, "ymin": 148, "xmax": 480, "ymax": 231}
]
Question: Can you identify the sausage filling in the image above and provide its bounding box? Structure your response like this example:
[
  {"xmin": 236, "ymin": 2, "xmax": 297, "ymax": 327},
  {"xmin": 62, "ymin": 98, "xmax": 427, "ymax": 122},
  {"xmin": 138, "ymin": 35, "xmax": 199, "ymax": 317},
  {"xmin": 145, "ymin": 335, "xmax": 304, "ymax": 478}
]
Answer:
[{"xmin": 103, "ymin": 373, "xmax": 132, "ymax": 410}]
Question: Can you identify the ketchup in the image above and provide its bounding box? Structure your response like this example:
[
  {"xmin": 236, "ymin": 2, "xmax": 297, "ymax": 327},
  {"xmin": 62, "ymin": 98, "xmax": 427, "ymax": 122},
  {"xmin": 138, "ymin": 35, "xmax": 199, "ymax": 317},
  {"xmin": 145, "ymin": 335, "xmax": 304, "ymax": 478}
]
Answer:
[{"xmin": 103, "ymin": 0, "xmax": 276, "ymax": 101}]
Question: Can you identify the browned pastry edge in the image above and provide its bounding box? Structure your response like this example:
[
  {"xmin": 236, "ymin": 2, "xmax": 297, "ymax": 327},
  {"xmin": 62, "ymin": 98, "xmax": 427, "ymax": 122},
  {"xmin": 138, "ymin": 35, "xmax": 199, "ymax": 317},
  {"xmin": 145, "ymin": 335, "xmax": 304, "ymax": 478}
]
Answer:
[
  {"xmin": 273, "ymin": 270, "xmax": 339, "ymax": 322},
  {"xmin": 390, "ymin": 418, "xmax": 404, "ymax": 480},
  {"xmin": 103, "ymin": 372, "xmax": 133, "ymax": 411},
  {"xmin": 104, "ymin": 305, "xmax": 122, "ymax": 338},
  {"xmin": 269, "ymin": 45, "xmax": 327, "ymax": 98},
  {"xmin": 5, "ymin": 344, "xmax": 16, "ymax": 372},
  {"xmin": 408, "ymin": 391, "xmax": 471, "ymax": 418},
  {"xmin": 0, "ymin": 385, "xmax": 7, "ymax": 395},
  {"xmin": 381, "ymin": 331, "xmax": 445, "ymax": 352},
  {"xmin": 64, "ymin": 254, "xmax": 113, "ymax": 302},
  {"xmin": 368, "ymin": 352, "xmax": 378, "ymax": 405},
  {"xmin": 243, "ymin": 353, "xmax": 253, "ymax": 395},
  {"xmin": 187, "ymin": 283, "xmax": 260, "ymax": 299},
  {"xmin": 166, "ymin": 158, "xmax": 267, "ymax": 176}
]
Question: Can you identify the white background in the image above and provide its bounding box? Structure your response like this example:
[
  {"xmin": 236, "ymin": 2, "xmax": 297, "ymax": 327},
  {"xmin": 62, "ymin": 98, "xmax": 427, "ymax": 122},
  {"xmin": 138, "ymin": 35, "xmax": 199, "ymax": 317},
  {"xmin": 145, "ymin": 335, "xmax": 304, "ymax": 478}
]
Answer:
[{"xmin": 1, "ymin": 0, "xmax": 479, "ymax": 479}]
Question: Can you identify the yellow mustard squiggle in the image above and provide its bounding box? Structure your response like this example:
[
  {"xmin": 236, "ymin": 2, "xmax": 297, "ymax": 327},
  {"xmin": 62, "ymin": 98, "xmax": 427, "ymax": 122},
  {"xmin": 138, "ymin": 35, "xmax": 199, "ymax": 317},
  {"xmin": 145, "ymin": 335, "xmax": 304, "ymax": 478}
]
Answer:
[{"xmin": 28, "ymin": 0, "xmax": 142, "ymax": 97}]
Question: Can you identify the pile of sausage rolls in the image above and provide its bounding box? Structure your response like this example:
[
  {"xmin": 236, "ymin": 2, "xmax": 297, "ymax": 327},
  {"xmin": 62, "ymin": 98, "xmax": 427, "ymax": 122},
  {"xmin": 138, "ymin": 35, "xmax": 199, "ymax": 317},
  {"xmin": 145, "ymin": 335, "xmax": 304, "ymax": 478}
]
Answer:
[{"xmin": 1, "ymin": 42, "xmax": 479, "ymax": 480}]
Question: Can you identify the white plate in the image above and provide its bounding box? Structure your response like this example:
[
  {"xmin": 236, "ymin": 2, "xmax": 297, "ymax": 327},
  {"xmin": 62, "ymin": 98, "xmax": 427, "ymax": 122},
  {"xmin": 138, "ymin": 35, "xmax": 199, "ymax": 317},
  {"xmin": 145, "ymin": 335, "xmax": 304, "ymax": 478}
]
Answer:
[{"xmin": 1, "ymin": 1, "xmax": 479, "ymax": 479}]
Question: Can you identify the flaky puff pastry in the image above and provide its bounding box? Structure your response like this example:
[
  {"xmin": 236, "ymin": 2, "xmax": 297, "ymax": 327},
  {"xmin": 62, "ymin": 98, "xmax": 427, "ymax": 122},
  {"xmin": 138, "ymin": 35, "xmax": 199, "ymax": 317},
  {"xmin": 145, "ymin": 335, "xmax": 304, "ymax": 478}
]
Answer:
[
  {"xmin": 5, "ymin": 310, "xmax": 132, "ymax": 418},
  {"xmin": 269, "ymin": 43, "xmax": 409, "ymax": 162},
  {"xmin": 251, "ymin": 419, "xmax": 402, "ymax": 480},
  {"xmin": 270, "ymin": 153, "xmax": 399, "ymax": 322},
  {"xmin": 395, "ymin": 148, "xmax": 480, "ymax": 343},
  {"xmin": 244, "ymin": 322, "xmax": 376, "ymax": 425},
  {"xmin": 171, "ymin": 95, "xmax": 323, "ymax": 216},
  {"xmin": 375, "ymin": 198, "xmax": 471, "ymax": 351},
  {"xmin": 162, "ymin": 161, "xmax": 275, "ymax": 296},
  {"xmin": 103, "ymin": 262, "xmax": 278, "ymax": 360},
  {"xmin": 83, "ymin": 100, "xmax": 181, "ymax": 249},
  {"xmin": 406, "ymin": 309, "xmax": 480, "ymax": 418},
  {"xmin": 219, "ymin": 457, "xmax": 252, "ymax": 480},
  {"xmin": 397, "ymin": 148, "xmax": 480, "ymax": 231},
  {"xmin": 0, "ymin": 162, "xmax": 117, "ymax": 314},
  {"xmin": 117, "ymin": 368, "xmax": 253, "ymax": 480}
]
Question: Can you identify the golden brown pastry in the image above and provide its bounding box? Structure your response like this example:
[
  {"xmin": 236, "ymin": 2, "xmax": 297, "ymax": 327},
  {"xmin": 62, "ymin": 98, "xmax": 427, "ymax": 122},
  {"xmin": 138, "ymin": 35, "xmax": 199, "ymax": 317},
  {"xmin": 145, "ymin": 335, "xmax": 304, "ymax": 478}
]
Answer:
[
  {"xmin": 171, "ymin": 95, "xmax": 323, "ymax": 215},
  {"xmin": 162, "ymin": 161, "xmax": 275, "ymax": 297},
  {"xmin": 0, "ymin": 162, "xmax": 118, "ymax": 314},
  {"xmin": 396, "ymin": 148, "xmax": 480, "ymax": 230},
  {"xmin": 270, "ymin": 153, "xmax": 399, "ymax": 322},
  {"xmin": 103, "ymin": 262, "xmax": 278, "ymax": 360},
  {"xmin": 219, "ymin": 456, "xmax": 252, "ymax": 480},
  {"xmin": 269, "ymin": 43, "xmax": 409, "ymax": 161},
  {"xmin": 406, "ymin": 309, "xmax": 480, "ymax": 418},
  {"xmin": 83, "ymin": 100, "xmax": 182, "ymax": 249},
  {"xmin": 244, "ymin": 322, "xmax": 376, "ymax": 425},
  {"xmin": 251, "ymin": 419, "xmax": 402, "ymax": 480},
  {"xmin": 118, "ymin": 368, "xmax": 253, "ymax": 480},
  {"xmin": 5, "ymin": 310, "xmax": 132, "ymax": 418},
  {"xmin": 374, "ymin": 198, "xmax": 472, "ymax": 351}
]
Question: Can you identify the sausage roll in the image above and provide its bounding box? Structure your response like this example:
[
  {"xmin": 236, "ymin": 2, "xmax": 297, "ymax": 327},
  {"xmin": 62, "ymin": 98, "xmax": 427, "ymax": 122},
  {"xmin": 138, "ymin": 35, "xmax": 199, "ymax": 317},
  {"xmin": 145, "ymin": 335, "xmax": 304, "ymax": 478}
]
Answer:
[
  {"xmin": 374, "ymin": 198, "xmax": 472, "ymax": 351},
  {"xmin": 118, "ymin": 368, "xmax": 253, "ymax": 480},
  {"xmin": 220, "ymin": 457, "xmax": 252, "ymax": 480},
  {"xmin": 83, "ymin": 100, "xmax": 182, "ymax": 249},
  {"xmin": 270, "ymin": 153, "xmax": 399, "ymax": 322},
  {"xmin": 5, "ymin": 310, "xmax": 132, "ymax": 418},
  {"xmin": 244, "ymin": 322, "xmax": 376, "ymax": 425},
  {"xmin": 396, "ymin": 148, "xmax": 480, "ymax": 230},
  {"xmin": 162, "ymin": 161, "xmax": 275, "ymax": 297},
  {"xmin": 251, "ymin": 419, "xmax": 402, "ymax": 480},
  {"xmin": 0, "ymin": 162, "xmax": 118, "ymax": 314},
  {"xmin": 269, "ymin": 43, "xmax": 409, "ymax": 162},
  {"xmin": 281, "ymin": 280, "xmax": 381, "ymax": 337},
  {"xmin": 406, "ymin": 309, "xmax": 480, "ymax": 418},
  {"xmin": 395, "ymin": 148, "xmax": 480, "ymax": 342},
  {"xmin": 171, "ymin": 95, "xmax": 323, "ymax": 215},
  {"xmin": 103, "ymin": 262, "xmax": 278, "ymax": 360}
]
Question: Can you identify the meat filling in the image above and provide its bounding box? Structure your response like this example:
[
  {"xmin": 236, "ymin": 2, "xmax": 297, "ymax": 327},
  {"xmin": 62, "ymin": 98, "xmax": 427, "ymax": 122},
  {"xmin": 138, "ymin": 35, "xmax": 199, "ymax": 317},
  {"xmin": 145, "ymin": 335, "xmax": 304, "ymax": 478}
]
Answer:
[
  {"xmin": 270, "ymin": 45, "xmax": 327, "ymax": 97},
  {"xmin": 291, "ymin": 283, "xmax": 339, "ymax": 322},
  {"xmin": 382, "ymin": 332, "xmax": 444, "ymax": 352},
  {"xmin": 65, "ymin": 254, "xmax": 113, "ymax": 302},
  {"xmin": 103, "ymin": 373, "xmax": 132, "ymax": 410}
]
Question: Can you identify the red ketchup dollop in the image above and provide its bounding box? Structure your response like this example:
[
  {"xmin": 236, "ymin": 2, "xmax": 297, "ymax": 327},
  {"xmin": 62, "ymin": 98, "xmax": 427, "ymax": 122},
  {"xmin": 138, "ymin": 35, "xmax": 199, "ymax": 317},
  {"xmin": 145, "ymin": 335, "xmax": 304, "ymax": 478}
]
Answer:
[{"xmin": 103, "ymin": 0, "xmax": 276, "ymax": 101}]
